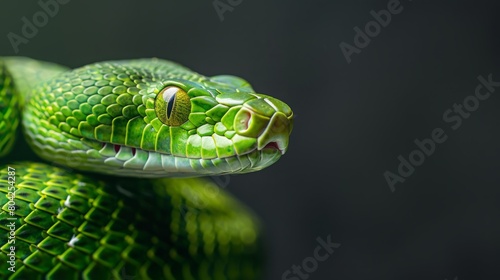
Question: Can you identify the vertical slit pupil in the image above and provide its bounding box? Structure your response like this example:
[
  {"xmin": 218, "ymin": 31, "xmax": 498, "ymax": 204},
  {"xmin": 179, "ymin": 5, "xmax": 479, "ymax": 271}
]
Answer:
[{"xmin": 166, "ymin": 93, "xmax": 176, "ymax": 119}]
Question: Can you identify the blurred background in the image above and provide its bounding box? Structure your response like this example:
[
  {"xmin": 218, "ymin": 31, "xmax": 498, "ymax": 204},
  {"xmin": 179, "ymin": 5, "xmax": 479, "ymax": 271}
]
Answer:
[{"xmin": 2, "ymin": 0, "xmax": 500, "ymax": 279}]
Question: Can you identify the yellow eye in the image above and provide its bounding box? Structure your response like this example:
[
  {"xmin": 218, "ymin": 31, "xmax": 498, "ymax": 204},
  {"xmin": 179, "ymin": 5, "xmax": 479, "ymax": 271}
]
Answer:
[{"xmin": 155, "ymin": 86, "xmax": 191, "ymax": 126}]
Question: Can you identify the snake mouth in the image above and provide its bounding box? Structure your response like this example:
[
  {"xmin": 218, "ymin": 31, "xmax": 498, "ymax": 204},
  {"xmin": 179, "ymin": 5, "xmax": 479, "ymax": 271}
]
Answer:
[
  {"xmin": 263, "ymin": 141, "xmax": 280, "ymax": 150},
  {"xmin": 101, "ymin": 139, "xmax": 284, "ymax": 161},
  {"xmin": 261, "ymin": 141, "xmax": 284, "ymax": 154},
  {"xmin": 88, "ymin": 140, "xmax": 283, "ymax": 177}
]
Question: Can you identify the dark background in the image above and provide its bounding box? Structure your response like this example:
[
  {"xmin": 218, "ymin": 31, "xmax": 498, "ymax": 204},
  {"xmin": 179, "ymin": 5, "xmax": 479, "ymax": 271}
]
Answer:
[{"xmin": 2, "ymin": 0, "xmax": 500, "ymax": 279}]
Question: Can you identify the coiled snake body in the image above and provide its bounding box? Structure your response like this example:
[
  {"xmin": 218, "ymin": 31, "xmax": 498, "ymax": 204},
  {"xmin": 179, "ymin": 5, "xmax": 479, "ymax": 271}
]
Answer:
[{"xmin": 0, "ymin": 57, "xmax": 293, "ymax": 279}]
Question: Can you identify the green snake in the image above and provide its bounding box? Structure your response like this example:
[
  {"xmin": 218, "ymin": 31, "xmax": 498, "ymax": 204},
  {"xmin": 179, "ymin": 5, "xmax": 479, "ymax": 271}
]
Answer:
[{"xmin": 0, "ymin": 57, "xmax": 293, "ymax": 279}]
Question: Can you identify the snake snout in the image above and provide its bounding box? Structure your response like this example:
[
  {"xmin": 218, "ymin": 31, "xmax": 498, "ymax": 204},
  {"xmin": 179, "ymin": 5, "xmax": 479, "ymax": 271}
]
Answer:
[
  {"xmin": 233, "ymin": 101, "xmax": 293, "ymax": 155},
  {"xmin": 256, "ymin": 112, "xmax": 292, "ymax": 154}
]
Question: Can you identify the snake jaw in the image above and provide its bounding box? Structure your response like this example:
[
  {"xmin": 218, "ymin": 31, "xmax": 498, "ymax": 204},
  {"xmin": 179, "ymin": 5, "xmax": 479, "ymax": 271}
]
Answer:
[{"xmin": 67, "ymin": 139, "xmax": 282, "ymax": 177}]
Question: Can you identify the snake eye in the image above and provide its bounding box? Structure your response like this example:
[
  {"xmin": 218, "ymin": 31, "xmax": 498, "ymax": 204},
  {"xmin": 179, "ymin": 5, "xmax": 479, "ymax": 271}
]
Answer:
[{"xmin": 155, "ymin": 86, "xmax": 191, "ymax": 126}]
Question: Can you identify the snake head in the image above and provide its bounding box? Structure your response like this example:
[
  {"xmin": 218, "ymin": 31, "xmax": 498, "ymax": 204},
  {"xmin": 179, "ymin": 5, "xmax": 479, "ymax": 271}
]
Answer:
[
  {"xmin": 23, "ymin": 59, "xmax": 293, "ymax": 177},
  {"xmin": 152, "ymin": 74, "xmax": 294, "ymax": 172}
]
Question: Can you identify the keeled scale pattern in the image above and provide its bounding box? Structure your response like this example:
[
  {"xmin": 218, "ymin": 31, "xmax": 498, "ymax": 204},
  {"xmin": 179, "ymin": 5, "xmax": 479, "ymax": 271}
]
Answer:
[
  {"xmin": 21, "ymin": 59, "xmax": 218, "ymax": 172},
  {"xmin": 0, "ymin": 61, "xmax": 19, "ymax": 157},
  {"xmin": 28, "ymin": 58, "xmax": 206, "ymax": 150},
  {"xmin": 0, "ymin": 163, "xmax": 262, "ymax": 279}
]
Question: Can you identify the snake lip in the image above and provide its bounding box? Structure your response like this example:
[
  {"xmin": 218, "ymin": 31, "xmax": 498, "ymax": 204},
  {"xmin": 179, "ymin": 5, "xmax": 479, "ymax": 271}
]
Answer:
[
  {"xmin": 263, "ymin": 141, "xmax": 280, "ymax": 150},
  {"xmin": 260, "ymin": 141, "xmax": 285, "ymax": 155}
]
